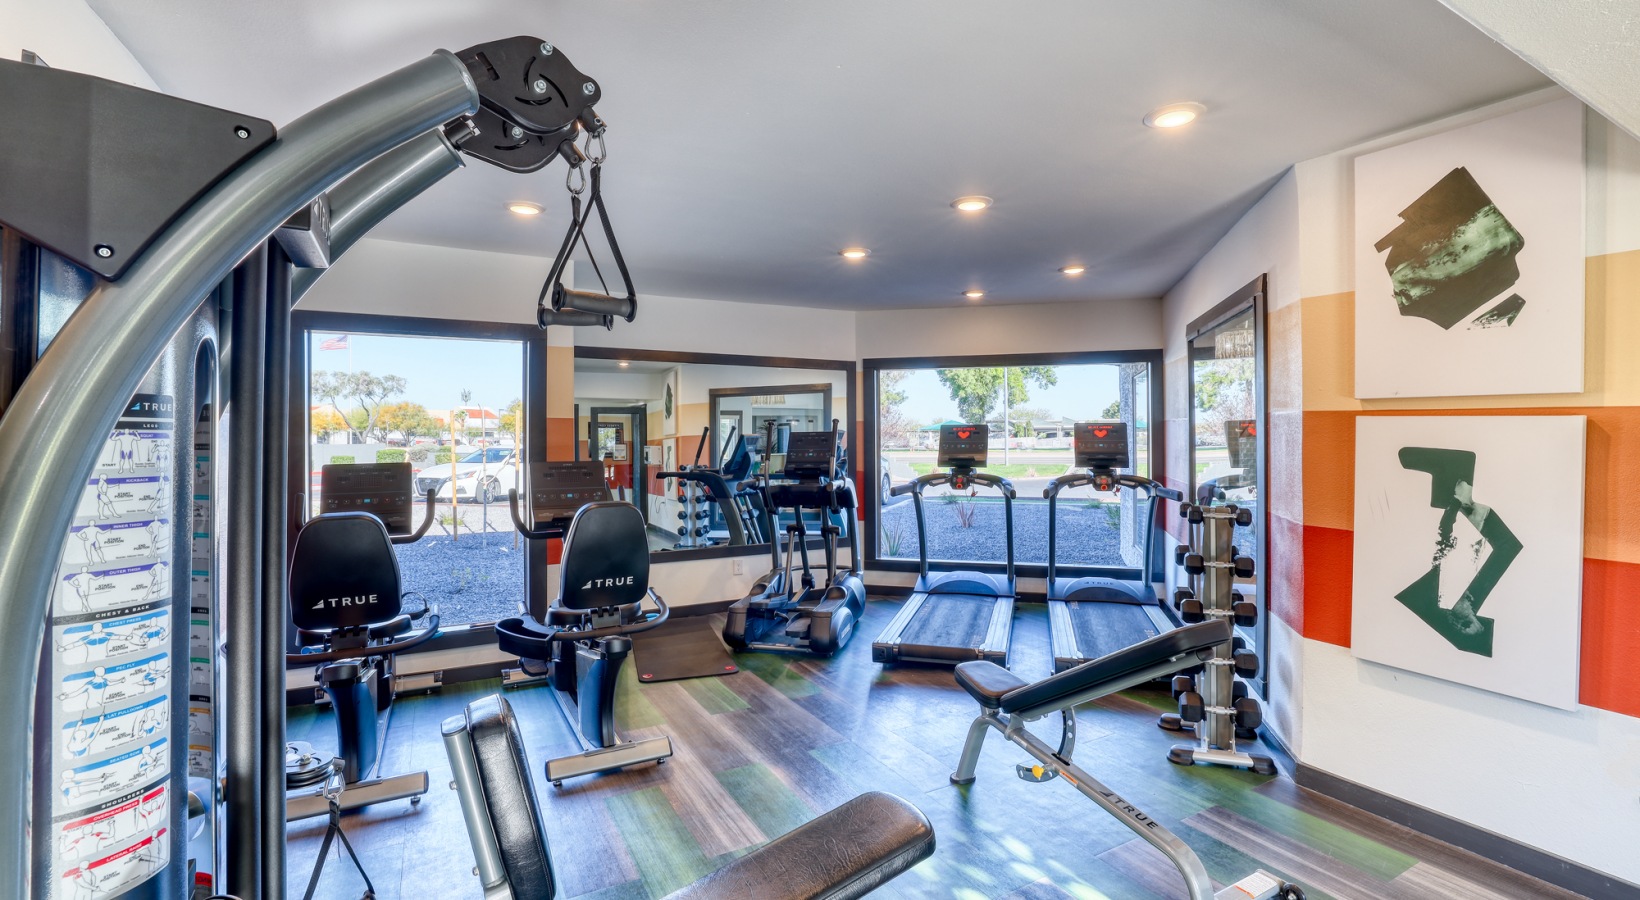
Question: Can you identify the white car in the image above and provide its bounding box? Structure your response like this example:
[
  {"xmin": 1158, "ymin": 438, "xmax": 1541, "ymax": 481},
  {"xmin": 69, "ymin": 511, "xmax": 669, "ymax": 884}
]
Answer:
[{"xmin": 414, "ymin": 447, "xmax": 518, "ymax": 504}]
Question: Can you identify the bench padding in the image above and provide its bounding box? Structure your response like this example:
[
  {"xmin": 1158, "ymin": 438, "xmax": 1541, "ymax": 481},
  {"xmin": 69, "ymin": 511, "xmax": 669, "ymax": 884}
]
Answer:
[
  {"xmin": 663, "ymin": 792, "xmax": 935, "ymax": 900},
  {"xmin": 465, "ymin": 694, "xmax": 557, "ymax": 900},
  {"xmin": 953, "ymin": 661, "xmax": 1028, "ymax": 709}
]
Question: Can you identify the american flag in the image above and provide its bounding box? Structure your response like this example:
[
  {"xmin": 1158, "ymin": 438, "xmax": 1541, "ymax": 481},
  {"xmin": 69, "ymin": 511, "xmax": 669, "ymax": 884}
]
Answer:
[{"xmin": 318, "ymin": 335, "xmax": 349, "ymax": 351}]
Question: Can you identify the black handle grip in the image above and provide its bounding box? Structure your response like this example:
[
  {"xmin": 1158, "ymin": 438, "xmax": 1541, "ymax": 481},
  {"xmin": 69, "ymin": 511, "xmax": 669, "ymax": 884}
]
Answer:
[{"xmin": 389, "ymin": 490, "xmax": 436, "ymax": 544}]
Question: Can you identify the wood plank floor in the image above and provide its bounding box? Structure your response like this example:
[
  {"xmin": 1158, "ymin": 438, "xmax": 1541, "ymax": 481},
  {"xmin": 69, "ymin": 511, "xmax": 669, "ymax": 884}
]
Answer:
[{"xmin": 285, "ymin": 599, "xmax": 1587, "ymax": 899}]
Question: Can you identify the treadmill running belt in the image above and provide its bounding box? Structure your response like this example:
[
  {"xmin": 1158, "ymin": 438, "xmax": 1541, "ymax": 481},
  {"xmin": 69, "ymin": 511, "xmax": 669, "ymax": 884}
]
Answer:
[
  {"xmin": 902, "ymin": 594, "xmax": 999, "ymax": 650},
  {"xmin": 1066, "ymin": 601, "xmax": 1161, "ymax": 662}
]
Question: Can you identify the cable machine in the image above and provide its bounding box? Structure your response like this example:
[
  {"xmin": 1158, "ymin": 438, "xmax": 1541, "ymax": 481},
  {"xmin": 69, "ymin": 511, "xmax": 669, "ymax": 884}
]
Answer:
[{"xmin": 0, "ymin": 34, "xmax": 636, "ymax": 900}]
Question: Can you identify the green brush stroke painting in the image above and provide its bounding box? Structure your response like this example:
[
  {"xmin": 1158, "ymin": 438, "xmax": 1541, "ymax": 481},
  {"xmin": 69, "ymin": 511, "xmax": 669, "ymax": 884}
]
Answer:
[
  {"xmin": 1375, "ymin": 167, "xmax": 1526, "ymax": 331},
  {"xmin": 1395, "ymin": 447, "xmax": 1522, "ymax": 656},
  {"xmin": 1470, "ymin": 293, "xmax": 1525, "ymax": 329}
]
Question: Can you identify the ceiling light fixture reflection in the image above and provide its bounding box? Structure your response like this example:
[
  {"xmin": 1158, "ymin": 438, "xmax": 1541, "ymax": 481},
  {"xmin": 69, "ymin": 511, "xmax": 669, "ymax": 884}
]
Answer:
[
  {"xmin": 964, "ymin": 290, "xmax": 985, "ymax": 300},
  {"xmin": 506, "ymin": 201, "xmax": 544, "ymax": 216},
  {"xmin": 1060, "ymin": 265, "xmax": 1087, "ymax": 276},
  {"xmin": 840, "ymin": 247, "xmax": 870, "ymax": 260},
  {"xmin": 1143, "ymin": 102, "xmax": 1206, "ymax": 129},
  {"xmin": 618, "ymin": 361, "xmax": 630, "ymax": 368},
  {"xmin": 952, "ymin": 196, "xmax": 993, "ymax": 212}
]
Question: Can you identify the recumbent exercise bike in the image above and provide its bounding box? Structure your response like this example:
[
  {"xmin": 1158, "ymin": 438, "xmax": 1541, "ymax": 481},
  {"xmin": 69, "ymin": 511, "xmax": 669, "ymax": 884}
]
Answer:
[{"xmin": 495, "ymin": 460, "xmax": 674, "ymax": 785}]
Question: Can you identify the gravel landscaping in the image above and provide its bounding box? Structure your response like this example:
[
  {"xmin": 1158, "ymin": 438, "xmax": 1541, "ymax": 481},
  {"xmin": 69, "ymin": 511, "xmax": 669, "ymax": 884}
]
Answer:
[
  {"xmin": 392, "ymin": 503, "xmax": 528, "ymax": 626},
  {"xmin": 878, "ymin": 498, "xmax": 1132, "ymax": 567}
]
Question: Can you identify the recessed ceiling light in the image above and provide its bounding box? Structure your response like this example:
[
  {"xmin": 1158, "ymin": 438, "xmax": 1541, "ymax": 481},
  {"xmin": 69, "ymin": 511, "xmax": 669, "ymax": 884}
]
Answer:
[
  {"xmin": 963, "ymin": 289, "xmax": 985, "ymax": 300},
  {"xmin": 506, "ymin": 201, "xmax": 543, "ymax": 216},
  {"xmin": 952, "ymin": 196, "xmax": 993, "ymax": 212},
  {"xmin": 1060, "ymin": 265, "xmax": 1087, "ymax": 276},
  {"xmin": 840, "ymin": 247, "xmax": 870, "ymax": 260},
  {"xmin": 618, "ymin": 361, "xmax": 630, "ymax": 368},
  {"xmin": 1144, "ymin": 102, "xmax": 1206, "ymax": 129}
]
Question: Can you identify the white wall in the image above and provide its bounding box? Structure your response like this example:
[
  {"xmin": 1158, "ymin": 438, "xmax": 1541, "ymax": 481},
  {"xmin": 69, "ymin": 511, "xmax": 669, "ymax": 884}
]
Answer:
[
  {"xmin": 855, "ymin": 296, "xmax": 1162, "ymax": 359},
  {"xmin": 296, "ymin": 237, "xmax": 554, "ymax": 325},
  {"xmin": 576, "ymin": 292, "xmax": 858, "ymax": 362},
  {"xmin": 1, "ymin": 0, "xmax": 155, "ymax": 87}
]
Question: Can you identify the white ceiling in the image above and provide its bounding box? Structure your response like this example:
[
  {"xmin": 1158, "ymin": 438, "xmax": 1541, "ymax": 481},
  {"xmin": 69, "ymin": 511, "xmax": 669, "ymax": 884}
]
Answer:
[{"xmin": 90, "ymin": 0, "xmax": 1547, "ymax": 310}]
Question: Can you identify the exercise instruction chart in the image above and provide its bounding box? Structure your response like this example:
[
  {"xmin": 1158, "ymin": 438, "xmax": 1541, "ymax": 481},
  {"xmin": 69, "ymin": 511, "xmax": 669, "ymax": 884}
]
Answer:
[{"xmin": 47, "ymin": 393, "xmax": 178, "ymax": 897}]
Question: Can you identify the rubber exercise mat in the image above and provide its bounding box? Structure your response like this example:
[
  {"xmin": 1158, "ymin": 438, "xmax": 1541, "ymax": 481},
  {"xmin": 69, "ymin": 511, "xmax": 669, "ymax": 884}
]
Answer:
[{"xmin": 630, "ymin": 614, "xmax": 739, "ymax": 682}]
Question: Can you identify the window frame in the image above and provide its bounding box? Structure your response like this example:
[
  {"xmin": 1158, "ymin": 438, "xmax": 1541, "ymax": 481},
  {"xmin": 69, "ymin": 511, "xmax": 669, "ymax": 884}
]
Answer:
[
  {"xmin": 1184, "ymin": 274, "xmax": 1269, "ymax": 697},
  {"xmin": 863, "ymin": 348, "xmax": 1166, "ymax": 581},
  {"xmin": 287, "ymin": 310, "xmax": 547, "ymax": 650}
]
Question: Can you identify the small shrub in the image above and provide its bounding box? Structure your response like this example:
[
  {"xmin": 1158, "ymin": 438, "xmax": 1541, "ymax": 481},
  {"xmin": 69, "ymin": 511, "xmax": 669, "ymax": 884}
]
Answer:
[
  {"xmin": 1104, "ymin": 504, "xmax": 1122, "ymax": 528},
  {"xmin": 376, "ymin": 449, "xmax": 407, "ymax": 463},
  {"xmin": 330, "ymin": 455, "xmax": 355, "ymax": 465},
  {"xmin": 434, "ymin": 449, "xmax": 453, "ymax": 465},
  {"xmin": 882, "ymin": 519, "xmax": 907, "ymax": 557},
  {"xmin": 953, "ymin": 489, "xmax": 980, "ymax": 529},
  {"xmin": 408, "ymin": 447, "xmax": 430, "ymax": 464},
  {"xmin": 1081, "ymin": 497, "xmax": 1104, "ymax": 511}
]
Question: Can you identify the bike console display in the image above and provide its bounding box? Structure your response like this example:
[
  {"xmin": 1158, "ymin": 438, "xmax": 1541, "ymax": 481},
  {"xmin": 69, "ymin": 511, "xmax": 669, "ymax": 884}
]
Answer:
[
  {"xmin": 937, "ymin": 424, "xmax": 988, "ymax": 470},
  {"xmin": 782, "ymin": 430, "xmax": 839, "ymax": 481},
  {"xmin": 528, "ymin": 461, "xmax": 612, "ymax": 527},
  {"xmin": 321, "ymin": 462, "xmax": 416, "ymax": 535}
]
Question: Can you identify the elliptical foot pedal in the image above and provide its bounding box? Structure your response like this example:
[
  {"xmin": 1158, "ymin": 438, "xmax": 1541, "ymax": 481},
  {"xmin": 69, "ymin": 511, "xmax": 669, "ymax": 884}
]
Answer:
[{"xmin": 785, "ymin": 616, "xmax": 811, "ymax": 638}]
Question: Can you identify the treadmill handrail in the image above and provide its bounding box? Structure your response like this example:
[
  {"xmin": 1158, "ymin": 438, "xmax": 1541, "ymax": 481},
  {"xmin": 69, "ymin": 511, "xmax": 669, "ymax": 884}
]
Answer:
[
  {"xmin": 902, "ymin": 470, "xmax": 1017, "ymax": 587},
  {"xmin": 0, "ymin": 51, "xmax": 479, "ymax": 897},
  {"xmin": 1043, "ymin": 470, "xmax": 1180, "ymax": 589}
]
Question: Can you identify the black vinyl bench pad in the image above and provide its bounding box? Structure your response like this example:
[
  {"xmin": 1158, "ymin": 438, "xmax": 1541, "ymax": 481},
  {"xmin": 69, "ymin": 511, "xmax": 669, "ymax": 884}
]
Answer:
[{"xmin": 955, "ymin": 619, "xmax": 1231, "ymax": 715}]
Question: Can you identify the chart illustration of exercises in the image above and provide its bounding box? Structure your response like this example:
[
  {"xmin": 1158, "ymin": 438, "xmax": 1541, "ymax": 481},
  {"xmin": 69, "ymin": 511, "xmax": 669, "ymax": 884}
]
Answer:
[{"xmin": 46, "ymin": 393, "xmax": 179, "ymax": 898}]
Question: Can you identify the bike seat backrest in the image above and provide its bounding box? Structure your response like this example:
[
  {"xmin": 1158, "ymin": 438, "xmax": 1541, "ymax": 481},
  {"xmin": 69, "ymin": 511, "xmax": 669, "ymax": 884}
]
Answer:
[
  {"xmin": 289, "ymin": 512, "xmax": 405, "ymax": 633},
  {"xmin": 557, "ymin": 502, "xmax": 649, "ymax": 611}
]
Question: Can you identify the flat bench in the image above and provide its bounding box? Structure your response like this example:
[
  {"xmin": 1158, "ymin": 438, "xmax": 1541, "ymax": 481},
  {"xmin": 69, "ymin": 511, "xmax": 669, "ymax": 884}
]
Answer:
[{"xmin": 443, "ymin": 694, "xmax": 935, "ymax": 900}]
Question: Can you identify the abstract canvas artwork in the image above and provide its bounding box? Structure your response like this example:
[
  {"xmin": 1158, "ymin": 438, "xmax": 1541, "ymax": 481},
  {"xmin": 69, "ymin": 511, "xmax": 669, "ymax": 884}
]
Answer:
[
  {"xmin": 1352, "ymin": 416, "xmax": 1585, "ymax": 709},
  {"xmin": 1355, "ymin": 97, "xmax": 1584, "ymax": 398}
]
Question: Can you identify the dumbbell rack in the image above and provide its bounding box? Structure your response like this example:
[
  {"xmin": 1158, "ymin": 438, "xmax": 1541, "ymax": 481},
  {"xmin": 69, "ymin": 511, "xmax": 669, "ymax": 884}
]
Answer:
[
  {"xmin": 1160, "ymin": 502, "xmax": 1276, "ymax": 776},
  {"xmin": 676, "ymin": 481, "xmax": 712, "ymax": 547}
]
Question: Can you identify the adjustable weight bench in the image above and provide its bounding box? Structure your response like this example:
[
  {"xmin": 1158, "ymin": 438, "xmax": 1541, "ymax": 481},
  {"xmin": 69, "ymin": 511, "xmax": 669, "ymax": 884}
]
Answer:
[
  {"xmin": 443, "ymin": 694, "xmax": 935, "ymax": 899},
  {"xmin": 950, "ymin": 620, "xmax": 1307, "ymax": 900}
]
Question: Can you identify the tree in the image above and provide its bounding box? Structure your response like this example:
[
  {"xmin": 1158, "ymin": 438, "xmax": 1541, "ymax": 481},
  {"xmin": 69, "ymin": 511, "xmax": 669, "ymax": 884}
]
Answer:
[
  {"xmin": 377, "ymin": 402, "xmax": 440, "ymax": 440},
  {"xmin": 1193, "ymin": 359, "xmax": 1254, "ymax": 443},
  {"xmin": 879, "ymin": 371, "xmax": 915, "ymax": 449},
  {"xmin": 310, "ymin": 408, "xmax": 348, "ymax": 442},
  {"xmin": 311, "ymin": 371, "xmax": 355, "ymax": 442},
  {"xmin": 344, "ymin": 372, "xmax": 407, "ymax": 441},
  {"xmin": 1100, "ymin": 400, "xmax": 1121, "ymax": 420},
  {"xmin": 498, "ymin": 398, "xmax": 523, "ymax": 441},
  {"xmin": 936, "ymin": 366, "xmax": 1058, "ymax": 424}
]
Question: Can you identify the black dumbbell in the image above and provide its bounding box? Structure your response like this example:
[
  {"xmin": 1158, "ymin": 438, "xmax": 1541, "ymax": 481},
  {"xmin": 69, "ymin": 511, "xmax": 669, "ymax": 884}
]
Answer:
[
  {"xmin": 1234, "ymin": 505, "xmax": 1253, "ymax": 527},
  {"xmin": 1172, "ymin": 587, "xmax": 1194, "ymax": 611},
  {"xmin": 1233, "ymin": 599, "xmax": 1258, "ymax": 627},
  {"xmin": 1232, "ymin": 635, "xmax": 1248, "ymax": 653},
  {"xmin": 1178, "ymin": 502, "xmax": 1194, "ymax": 520},
  {"xmin": 1183, "ymin": 553, "xmax": 1205, "ymax": 575},
  {"xmin": 1177, "ymin": 691, "xmax": 1205, "ymax": 723},
  {"xmin": 1171, "ymin": 675, "xmax": 1194, "ymax": 699},
  {"xmin": 1233, "ymin": 555, "xmax": 1255, "ymax": 578},
  {"xmin": 1234, "ymin": 650, "xmax": 1259, "ymax": 679},
  {"xmin": 1232, "ymin": 680, "xmax": 1248, "ymax": 703},
  {"xmin": 1233, "ymin": 696, "xmax": 1262, "ymax": 730},
  {"xmin": 1174, "ymin": 545, "xmax": 1190, "ymax": 566},
  {"xmin": 1187, "ymin": 505, "xmax": 1205, "ymax": 524},
  {"xmin": 1179, "ymin": 598, "xmax": 1205, "ymax": 623}
]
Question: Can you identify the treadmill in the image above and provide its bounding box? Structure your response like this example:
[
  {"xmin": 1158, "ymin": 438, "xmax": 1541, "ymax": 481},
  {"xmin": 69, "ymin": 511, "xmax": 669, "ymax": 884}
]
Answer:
[
  {"xmin": 872, "ymin": 423, "xmax": 1017, "ymax": 666},
  {"xmin": 1044, "ymin": 422, "xmax": 1184, "ymax": 672}
]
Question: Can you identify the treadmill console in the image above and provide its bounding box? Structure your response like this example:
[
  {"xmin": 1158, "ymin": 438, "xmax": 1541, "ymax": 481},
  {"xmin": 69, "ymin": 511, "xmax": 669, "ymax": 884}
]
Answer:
[
  {"xmin": 937, "ymin": 423, "xmax": 988, "ymax": 470},
  {"xmin": 528, "ymin": 461, "xmax": 613, "ymax": 527},
  {"xmin": 321, "ymin": 462, "xmax": 415, "ymax": 535},
  {"xmin": 782, "ymin": 429, "xmax": 838, "ymax": 481},
  {"xmin": 1073, "ymin": 422, "xmax": 1130, "ymax": 472}
]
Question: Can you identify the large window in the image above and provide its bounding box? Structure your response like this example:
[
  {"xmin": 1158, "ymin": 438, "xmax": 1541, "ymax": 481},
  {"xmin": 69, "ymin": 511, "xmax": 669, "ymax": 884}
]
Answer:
[
  {"xmin": 869, "ymin": 353, "xmax": 1161, "ymax": 574},
  {"xmin": 294, "ymin": 313, "xmax": 540, "ymax": 630}
]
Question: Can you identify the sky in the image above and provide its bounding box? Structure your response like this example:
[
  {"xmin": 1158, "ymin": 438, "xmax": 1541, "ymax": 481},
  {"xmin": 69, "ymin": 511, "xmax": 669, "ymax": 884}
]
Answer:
[
  {"xmin": 308, "ymin": 331, "xmax": 523, "ymax": 413},
  {"xmin": 890, "ymin": 364, "xmax": 1123, "ymax": 424}
]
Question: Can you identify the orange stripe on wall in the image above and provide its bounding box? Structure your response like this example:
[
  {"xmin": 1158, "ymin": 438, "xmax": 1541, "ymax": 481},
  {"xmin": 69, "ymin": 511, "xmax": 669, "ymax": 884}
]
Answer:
[
  {"xmin": 1580, "ymin": 557, "xmax": 1640, "ymax": 717},
  {"xmin": 1269, "ymin": 513, "xmax": 1304, "ymax": 634},
  {"xmin": 1301, "ymin": 524, "xmax": 1353, "ymax": 648}
]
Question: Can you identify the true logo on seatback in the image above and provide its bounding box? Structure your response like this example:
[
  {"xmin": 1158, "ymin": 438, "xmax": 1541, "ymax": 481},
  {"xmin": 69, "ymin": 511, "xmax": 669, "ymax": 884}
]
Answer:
[
  {"xmin": 312, "ymin": 594, "xmax": 379, "ymax": 608},
  {"xmin": 582, "ymin": 577, "xmax": 635, "ymax": 589}
]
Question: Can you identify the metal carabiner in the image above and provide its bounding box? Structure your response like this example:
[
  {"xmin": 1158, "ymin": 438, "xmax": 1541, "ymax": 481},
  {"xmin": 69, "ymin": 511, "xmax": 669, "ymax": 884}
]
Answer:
[
  {"xmin": 585, "ymin": 130, "xmax": 608, "ymax": 165},
  {"xmin": 565, "ymin": 163, "xmax": 587, "ymax": 195}
]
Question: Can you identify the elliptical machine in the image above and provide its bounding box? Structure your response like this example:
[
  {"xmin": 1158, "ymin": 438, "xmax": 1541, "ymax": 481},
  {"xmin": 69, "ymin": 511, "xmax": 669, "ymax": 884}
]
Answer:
[
  {"xmin": 724, "ymin": 422, "xmax": 865, "ymax": 657},
  {"xmin": 285, "ymin": 462, "xmax": 442, "ymax": 820},
  {"xmin": 496, "ymin": 460, "xmax": 674, "ymax": 785}
]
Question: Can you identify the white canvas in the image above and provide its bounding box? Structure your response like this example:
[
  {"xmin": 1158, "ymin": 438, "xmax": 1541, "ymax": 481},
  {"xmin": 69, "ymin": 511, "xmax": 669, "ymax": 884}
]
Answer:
[
  {"xmin": 1351, "ymin": 415, "xmax": 1585, "ymax": 709},
  {"xmin": 1354, "ymin": 97, "xmax": 1584, "ymax": 398}
]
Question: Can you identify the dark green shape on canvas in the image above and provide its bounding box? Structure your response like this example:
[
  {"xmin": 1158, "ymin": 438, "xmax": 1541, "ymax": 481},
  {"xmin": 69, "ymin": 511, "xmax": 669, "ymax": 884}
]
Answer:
[
  {"xmin": 1470, "ymin": 293, "xmax": 1526, "ymax": 329},
  {"xmin": 1375, "ymin": 167, "xmax": 1526, "ymax": 330},
  {"xmin": 1395, "ymin": 447, "xmax": 1523, "ymax": 656}
]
